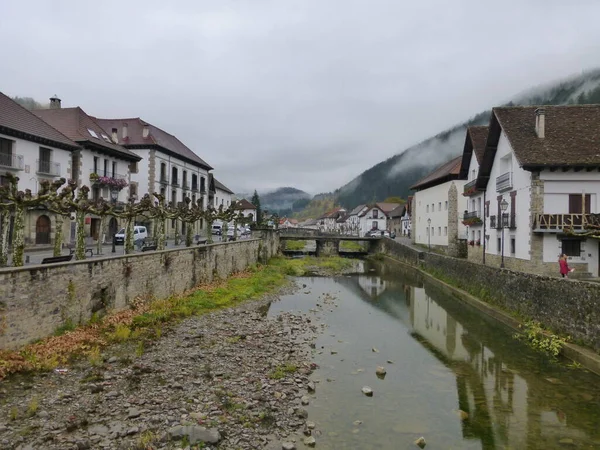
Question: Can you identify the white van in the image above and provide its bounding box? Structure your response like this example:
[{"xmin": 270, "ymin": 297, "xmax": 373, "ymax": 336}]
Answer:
[
  {"xmin": 114, "ymin": 226, "xmax": 148, "ymax": 245},
  {"xmin": 211, "ymin": 224, "xmax": 222, "ymax": 235}
]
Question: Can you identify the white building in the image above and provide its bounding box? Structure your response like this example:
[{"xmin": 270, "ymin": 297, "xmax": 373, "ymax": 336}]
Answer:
[
  {"xmin": 459, "ymin": 126, "xmax": 488, "ymax": 255},
  {"xmin": 233, "ymin": 198, "xmax": 257, "ymax": 223},
  {"xmin": 357, "ymin": 204, "xmax": 387, "ymax": 236},
  {"xmin": 411, "ymin": 157, "xmax": 467, "ymax": 254},
  {"xmin": 95, "ymin": 117, "xmax": 213, "ymax": 239},
  {"xmin": 401, "ymin": 197, "xmax": 412, "ymax": 236},
  {"xmin": 318, "ymin": 207, "xmax": 346, "ymax": 233},
  {"xmin": 33, "ymin": 100, "xmax": 142, "ymax": 241},
  {"xmin": 346, "ymin": 204, "xmax": 367, "ymax": 236},
  {"xmin": 213, "ymin": 177, "xmax": 234, "ymax": 209},
  {"xmin": 473, "ymin": 106, "xmax": 600, "ymax": 277},
  {"xmin": 0, "ymin": 92, "xmax": 81, "ymax": 245}
]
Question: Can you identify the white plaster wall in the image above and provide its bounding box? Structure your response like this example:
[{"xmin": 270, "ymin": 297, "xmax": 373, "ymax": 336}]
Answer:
[
  {"xmin": 129, "ymin": 149, "xmax": 150, "ymax": 199},
  {"xmin": 414, "ymin": 180, "xmax": 466, "ymax": 246},
  {"xmin": 153, "ymin": 151, "xmax": 210, "ymax": 207},
  {"xmin": 483, "ymin": 132, "xmax": 531, "ymax": 261},
  {"xmin": 1, "ymin": 133, "xmax": 72, "ymax": 193},
  {"xmin": 214, "ymin": 188, "xmax": 232, "ymax": 208},
  {"xmin": 359, "ymin": 207, "xmax": 387, "ymax": 235},
  {"xmin": 467, "ymin": 152, "xmax": 479, "ymax": 182},
  {"xmin": 542, "ymin": 234, "xmax": 599, "ymax": 276},
  {"xmin": 541, "ymin": 174, "xmax": 600, "ymax": 214}
]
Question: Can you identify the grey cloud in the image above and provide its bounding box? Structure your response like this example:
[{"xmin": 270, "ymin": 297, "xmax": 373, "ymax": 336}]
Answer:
[{"xmin": 2, "ymin": 0, "xmax": 600, "ymax": 195}]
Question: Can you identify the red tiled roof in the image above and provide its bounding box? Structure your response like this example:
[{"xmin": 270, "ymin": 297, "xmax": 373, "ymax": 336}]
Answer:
[
  {"xmin": 375, "ymin": 202, "xmax": 403, "ymax": 214},
  {"xmin": 234, "ymin": 198, "xmax": 256, "ymax": 210},
  {"xmin": 95, "ymin": 117, "xmax": 212, "ymax": 170},
  {"xmin": 33, "ymin": 108, "xmax": 140, "ymax": 161},
  {"xmin": 0, "ymin": 92, "xmax": 79, "ymax": 150},
  {"xmin": 410, "ymin": 156, "xmax": 462, "ymax": 191}
]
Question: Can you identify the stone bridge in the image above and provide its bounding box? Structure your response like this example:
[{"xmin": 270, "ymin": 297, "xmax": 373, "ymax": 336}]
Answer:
[{"xmin": 279, "ymin": 235, "xmax": 380, "ymax": 257}]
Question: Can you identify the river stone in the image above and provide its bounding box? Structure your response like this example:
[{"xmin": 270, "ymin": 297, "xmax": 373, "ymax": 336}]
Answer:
[
  {"xmin": 301, "ymin": 395, "xmax": 310, "ymax": 405},
  {"xmin": 414, "ymin": 436, "xmax": 426, "ymax": 448},
  {"xmin": 306, "ymin": 421, "xmax": 316, "ymax": 429},
  {"xmin": 296, "ymin": 408, "xmax": 309, "ymax": 419},
  {"xmin": 361, "ymin": 386, "xmax": 373, "ymax": 396},
  {"xmin": 304, "ymin": 436, "xmax": 316, "ymax": 447},
  {"xmin": 282, "ymin": 442, "xmax": 296, "ymax": 450},
  {"xmin": 376, "ymin": 366, "xmax": 387, "ymax": 376},
  {"xmin": 168, "ymin": 425, "xmax": 221, "ymax": 444},
  {"xmin": 127, "ymin": 408, "xmax": 141, "ymax": 419},
  {"xmin": 307, "ymin": 381, "xmax": 316, "ymax": 392}
]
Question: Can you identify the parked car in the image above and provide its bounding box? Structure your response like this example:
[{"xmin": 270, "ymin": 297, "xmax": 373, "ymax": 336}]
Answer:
[
  {"xmin": 114, "ymin": 226, "xmax": 148, "ymax": 245},
  {"xmin": 367, "ymin": 230, "xmax": 380, "ymax": 237},
  {"xmin": 382, "ymin": 230, "xmax": 390, "ymax": 238},
  {"xmin": 390, "ymin": 231, "xmax": 396, "ymax": 239},
  {"xmin": 211, "ymin": 224, "xmax": 222, "ymax": 235}
]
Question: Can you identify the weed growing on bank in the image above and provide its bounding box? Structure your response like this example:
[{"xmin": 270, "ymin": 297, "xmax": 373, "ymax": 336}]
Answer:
[
  {"xmin": 0, "ymin": 256, "xmax": 359, "ymax": 380},
  {"xmin": 514, "ymin": 321, "xmax": 569, "ymax": 358}
]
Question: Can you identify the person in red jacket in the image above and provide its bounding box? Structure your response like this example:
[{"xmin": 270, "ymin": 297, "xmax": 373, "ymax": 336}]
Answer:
[{"xmin": 559, "ymin": 254, "xmax": 574, "ymax": 278}]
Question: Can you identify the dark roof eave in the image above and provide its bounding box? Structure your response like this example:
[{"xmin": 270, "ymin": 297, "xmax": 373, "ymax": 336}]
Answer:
[
  {"xmin": 0, "ymin": 125, "xmax": 80, "ymax": 152},
  {"xmin": 124, "ymin": 143, "xmax": 213, "ymax": 171},
  {"xmin": 410, "ymin": 174, "xmax": 461, "ymax": 191},
  {"xmin": 81, "ymin": 140, "xmax": 141, "ymax": 162},
  {"xmin": 522, "ymin": 163, "xmax": 600, "ymax": 170}
]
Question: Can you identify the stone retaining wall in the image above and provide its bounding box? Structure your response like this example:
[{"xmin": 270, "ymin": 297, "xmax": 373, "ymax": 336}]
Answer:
[
  {"xmin": 0, "ymin": 232, "xmax": 279, "ymax": 350},
  {"xmin": 377, "ymin": 238, "xmax": 600, "ymax": 352}
]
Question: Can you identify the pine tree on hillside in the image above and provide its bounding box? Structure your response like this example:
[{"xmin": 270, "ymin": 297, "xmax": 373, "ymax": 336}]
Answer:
[{"xmin": 251, "ymin": 190, "xmax": 262, "ymax": 224}]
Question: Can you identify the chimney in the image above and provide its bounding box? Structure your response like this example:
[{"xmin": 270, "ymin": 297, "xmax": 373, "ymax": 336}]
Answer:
[
  {"xmin": 142, "ymin": 124, "xmax": 149, "ymax": 138},
  {"xmin": 535, "ymin": 108, "xmax": 545, "ymax": 138},
  {"xmin": 111, "ymin": 128, "xmax": 118, "ymax": 143},
  {"xmin": 49, "ymin": 95, "xmax": 61, "ymax": 109},
  {"xmin": 122, "ymin": 122, "xmax": 128, "ymax": 140}
]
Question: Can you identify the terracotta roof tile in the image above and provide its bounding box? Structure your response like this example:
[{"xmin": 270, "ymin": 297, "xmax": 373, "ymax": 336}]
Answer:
[
  {"xmin": 410, "ymin": 156, "xmax": 462, "ymax": 190},
  {"xmin": 234, "ymin": 198, "xmax": 256, "ymax": 210},
  {"xmin": 33, "ymin": 108, "xmax": 140, "ymax": 161},
  {"xmin": 95, "ymin": 118, "xmax": 212, "ymax": 170},
  {"xmin": 0, "ymin": 92, "xmax": 79, "ymax": 149}
]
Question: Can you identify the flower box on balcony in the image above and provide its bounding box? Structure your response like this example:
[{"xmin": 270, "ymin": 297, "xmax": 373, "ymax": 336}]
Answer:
[
  {"xmin": 89, "ymin": 173, "xmax": 128, "ymax": 190},
  {"xmin": 462, "ymin": 216, "xmax": 483, "ymax": 226}
]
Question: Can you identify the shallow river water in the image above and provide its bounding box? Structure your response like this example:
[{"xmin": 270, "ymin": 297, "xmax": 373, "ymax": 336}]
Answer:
[{"xmin": 268, "ymin": 260, "xmax": 600, "ymax": 450}]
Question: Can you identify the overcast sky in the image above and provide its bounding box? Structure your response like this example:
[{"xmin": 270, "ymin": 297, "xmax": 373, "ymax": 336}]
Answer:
[{"xmin": 2, "ymin": 0, "xmax": 600, "ymax": 195}]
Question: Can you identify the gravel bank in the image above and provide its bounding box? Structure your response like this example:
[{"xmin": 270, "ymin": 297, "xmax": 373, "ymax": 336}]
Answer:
[{"xmin": 0, "ymin": 282, "xmax": 322, "ymax": 450}]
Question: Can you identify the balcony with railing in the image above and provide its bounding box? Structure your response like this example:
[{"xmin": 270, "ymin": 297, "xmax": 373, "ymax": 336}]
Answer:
[
  {"xmin": 496, "ymin": 171, "xmax": 513, "ymax": 192},
  {"xmin": 491, "ymin": 213, "xmax": 516, "ymax": 229},
  {"xmin": 0, "ymin": 153, "xmax": 24, "ymax": 170},
  {"xmin": 533, "ymin": 213, "xmax": 600, "ymax": 232},
  {"xmin": 462, "ymin": 210, "xmax": 482, "ymax": 226},
  {"xmin": 463, "ymin": 179, "xmax": 477, "ymax": 196},
  {"xmin": 89, "ymin": 170, "xmax": 128, "ymax": 189},
  {"xmin": 37, "ymin": 160, "xmax": 61, "ymax": 176}
]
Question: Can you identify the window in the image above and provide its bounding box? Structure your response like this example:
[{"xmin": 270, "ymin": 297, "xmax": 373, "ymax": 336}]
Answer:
[
  {"xmin": 373, "ymin": 209, "xmax": 378, "ymax": 219},
  {"xmin": 438, "ymin": 227, "xmax": 441, "ymax": 236},
  {"xmin": 510, "ymin": 238, "xmax": 516, "ymax": 255},
  {"xmin": 562, "ymin": 239, "xmax": 581, "ymax": 257},
  {"xmin": 569, "ymin": 194, "xmax": 591, "ymax": 214},
  {"xmin": 438, "ymin": 202, "xmax": 441, "ymax": 211},
  {"xmin": 444, "ymin": 201, "xmax": 448, "ymax": 211},
  {"xmin": 129, "ymin": 161, "xmax": 138, "ymax": 174},
  {"xmin": 112, "ymin": 161, "xmax": 117, "ymax": 178},
  {"xmin": 38, "ymin": 147, "xmax": 52, "ymax": 174},
  {"xmin": 477, "ymin": 230, "xmax": 481, "ymax": 241},
  {"xmin": 431, "ymin": 227, "xmax": 434, "ymax": 236},
  {"xmin": 472, "ymin": 230, "xmax": 475, "ymax": 241},
  {"xmin": 426, "ymin": 205, "xmax": 429, "ymax": 213},
  {"xmin": 160, "ymin": 163, "xmax": 167, "ymax": 182},
  {"xmin": 87, "ymin": 128, "xmax": 99, "ymax": 138},
  {"xmin": 372, "ymin": 221, "xmax": 378, "ymax": 230},
  {"xmin": 183, "ymin": 170, "xmax": 188, "ymax": 187},
  {"xmin": 103, "ymin": 159, "xmax": 109, "ymax": 176},
  {"xmin": 200, "ymin": 176, "xmax": 206, "ymax": 192},
  {"xmin": 101, "ymin": 133, "xmax": 111, "ymax": 142},
  {"xmin": 444, "ymin": 226, "xmax": 447, "ymax": 236},
  {"xmin": 93, "ymin": 156, "xmax": 99, "ymax": 174},
  {"xmin": 0, "ymin": 138, "xmax": 13, "ymax": 167},
  {"xmin": 130, "ymin": 183, "xmax": 137, "ymax": 199},
  {"xmin": 497, "ymin": 238, "xmax": 502, "ymax": 254},
  {"xmin": 171, "ymin": 190, "xmax": 177, "ymax": 206},
  {"xmin": 172, "ymin": 167, "xmax": 178, "ymax": 185}
]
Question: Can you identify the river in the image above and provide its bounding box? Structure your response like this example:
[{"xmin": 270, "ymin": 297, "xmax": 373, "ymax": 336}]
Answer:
[{"xmin": 268, "ymin": 260, "xmax": 600, "ymax": 450}]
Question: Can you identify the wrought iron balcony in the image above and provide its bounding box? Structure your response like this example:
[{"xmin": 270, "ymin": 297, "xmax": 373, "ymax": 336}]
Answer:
[
  {"xmin": 37, "ymin": 160, "xmax": 61, "ymax": 176},
  {"xmin": 491, "ymin": 213, "xmax": 516, "ymax": 229},
  {"xmin": 463, "ymin": 210, "xmax": 480, "ymax": 220},
  {"xmin": 534, "ymin": 213, "xmax": 600, "ymax": 232},
  {"xmin": 0, "ymin": 153, "xmax": 24, "ymax": 170},
  {"xmin": 463, "ymin": 210, "xmax": 483, "ymax": 226},
  {"xmin": 463, "ymin": 179, "xmax": 477, "ymax": 196},
  {"xmin": 496, "ymin": 171, "xmax": 513, "ymax": 192}
]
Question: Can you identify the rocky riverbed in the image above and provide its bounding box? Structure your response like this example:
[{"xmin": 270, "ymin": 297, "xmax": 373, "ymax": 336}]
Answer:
[{"xmin": 0, "ymin": 283, "xmax": 323, "ymax": 450}]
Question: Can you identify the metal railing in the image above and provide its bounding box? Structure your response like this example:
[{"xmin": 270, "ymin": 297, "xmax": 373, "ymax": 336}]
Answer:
[
  {"xmin": 90, "ymin": 169, "xmax": 127, "ymax": 181},
  {"xmin": 0, "ymin": 153, "xmax": 24, "ymax": 170},
  {"xmin": 37, "ymin": 160, "xmax": 61, "ymax": 176},
  {"xmin": 496, "ymin": 171, "xmax": 513, "ymax": 192},
  {"xmin": 534, "ymin": 213, "xmax": 600, "ymax": 231},
  {"xmin": 463, "ymin": 179, "xmax": 477, "ymax": 195},
  {"xmin": 491, "ymin": 213, "xmax": 516, "ymax": 229},
  {"xmin": 463, "ymin": 210, "xmax": 480, "ymax": 220}
]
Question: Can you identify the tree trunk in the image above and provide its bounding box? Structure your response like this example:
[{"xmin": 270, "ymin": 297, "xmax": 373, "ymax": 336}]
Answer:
[
  {"xmin": 206, "ymin": 219, "xmax": 213, "ymax": 244},
  {"xmin": 96, "ymin": 215, "xmax": 106, "ymax": 255},
  {"xmin": 54, "ymin": 214, "xmax": 64, "ymax": 257},
  {"xmin": 185, "ymin": 221, "xmax": 193, "ymax": 247},
  {"xmin": 12, "ymin": 204, "xmax": 25, "ymax": 267},
  {"xmin": 174, "ymin": 220, "xmax": 180, "ymax": 246},
  {"xmin": 233, "ymin": 220, "xmax": 238, "ymax": 240},
  {"xmin": 75, "ymin": 211, "xmax": 86, "ymax": 260},
  {"xmin": 0, "ymin": 210, "xmax": 11, "ymax": 267},
  {"xmin": 125, "ymin": 216, "xmax": 134, "ymax": 254},
  {"xmin": 157, "ymin": 218, "xmax": 166, "ymax": 250}
]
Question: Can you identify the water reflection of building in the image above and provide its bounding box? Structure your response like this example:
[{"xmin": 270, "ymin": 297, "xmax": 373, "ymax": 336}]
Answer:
[
  {"xmin": 407, "ymin": 284, "xmax": 594, "ymax": 449},
  {"xmin": 357, "ymin": 275, "xmax": 387, "ymax": 299}
]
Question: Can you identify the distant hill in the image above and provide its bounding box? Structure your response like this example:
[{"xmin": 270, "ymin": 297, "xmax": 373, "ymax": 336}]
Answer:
[
  {"xmin": 292, "ymin": 193, "xmax": 338, "ymax": 220},
  {"xmin": 333, "ymin": 69, "xmax": 600, "ymax": 209},
  {"xmin": 238, "ymin": 187, "xmax": 311, "ymax": 216}
]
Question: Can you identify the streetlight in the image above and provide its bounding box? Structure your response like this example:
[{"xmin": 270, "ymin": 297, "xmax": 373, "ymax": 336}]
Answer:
[
  {"xmin": 427, "ymin": 217, "xmax": 431, "ymax": 252},
  {"xmin": 500, "ymin": 198, "xmax": 508, "ymax": 268}
]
